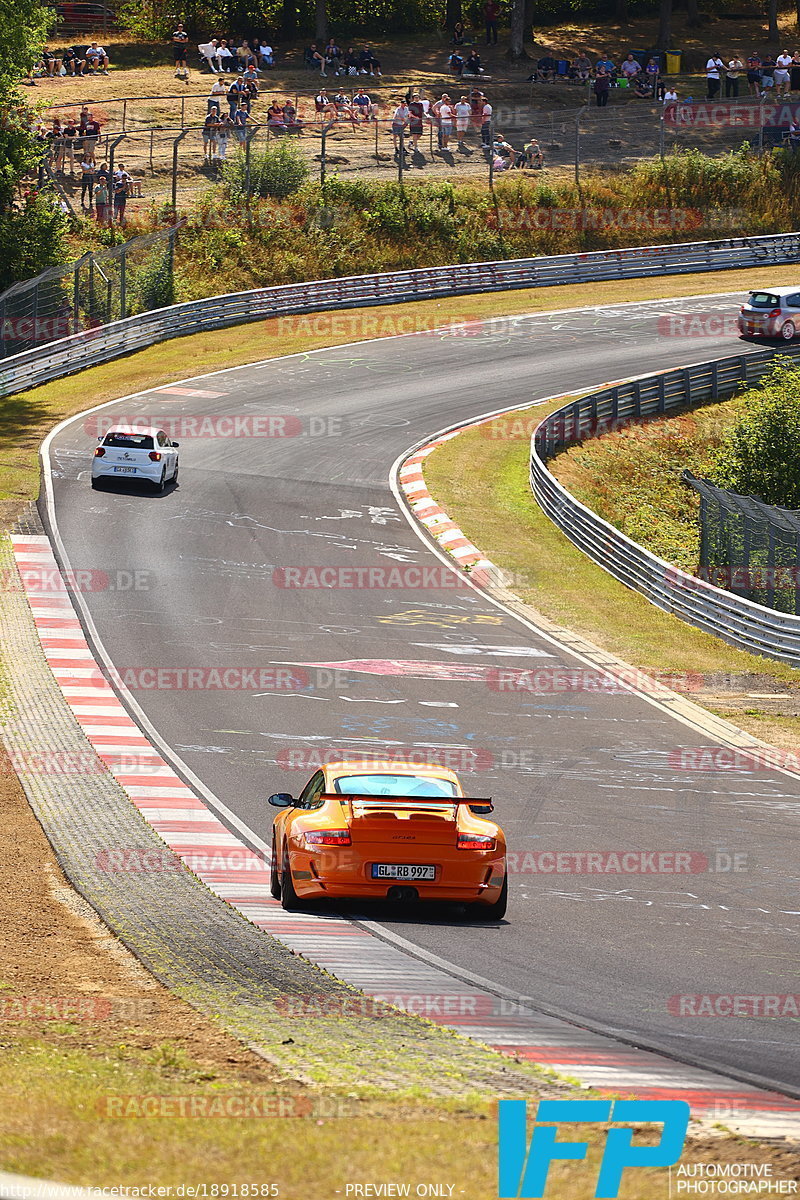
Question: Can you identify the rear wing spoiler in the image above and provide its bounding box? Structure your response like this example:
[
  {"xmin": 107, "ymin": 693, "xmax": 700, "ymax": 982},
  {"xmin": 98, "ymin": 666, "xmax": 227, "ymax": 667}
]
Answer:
[{"xmin": 323, "ymin": 793, "xmax": 493, "ymax": 813}]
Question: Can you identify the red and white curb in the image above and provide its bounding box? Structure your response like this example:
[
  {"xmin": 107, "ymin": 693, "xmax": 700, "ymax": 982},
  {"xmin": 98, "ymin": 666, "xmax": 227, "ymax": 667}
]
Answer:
[{"xmin": 11, "ymin": 533, "xmax": 800, "ymax": 1142}]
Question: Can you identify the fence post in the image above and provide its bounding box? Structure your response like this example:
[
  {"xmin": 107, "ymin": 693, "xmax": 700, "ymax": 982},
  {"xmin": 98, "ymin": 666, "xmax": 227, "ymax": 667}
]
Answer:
[
  {"xmin": 73, "ymin": 259, "xmax": 80, "ymax": 335},
  {"xmin": 245, "ymin": 125, "xmax": 258, "ymax": 201},
  {"xmin": 659, "ymin": 107, "xmax": 665, "ymax": 160},
  {"xmin": 171, "ymin": 127, "xmax": 191, "ymax": 213},
  {"xmin": 375, "ymin": 114, "xmax": 379, "ymax": 163},
  {"xmin": 108, "ymin": 133, "xmax": 128, "ymax": 184},
  {"xmin": 120, "ymin": 245, "xmax": 127, "ymax": 321},
  {"xmin": 758, "ymin": 100, "xmax": 765, "ymax": 152},
  {"xmin": 122, "ymin": 99, "xmax": 127, "ymax": 132},
  {"xmin": 181, "ymin": 95, "xmax": 186, "ymax": 128},
  {"xmin": 398, "ymin": 126, "xmax": 405, "ymax": 186},
  {"xmin": 574, "ymin": 103, "xmax": 588, "ymax": 194}
]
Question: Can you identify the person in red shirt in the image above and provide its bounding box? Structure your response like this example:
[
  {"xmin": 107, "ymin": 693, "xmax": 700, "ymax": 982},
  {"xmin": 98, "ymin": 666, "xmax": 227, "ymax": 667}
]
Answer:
[{"xmin": 484, "ymin": 0, "xmax": 500, "ymax": 45}]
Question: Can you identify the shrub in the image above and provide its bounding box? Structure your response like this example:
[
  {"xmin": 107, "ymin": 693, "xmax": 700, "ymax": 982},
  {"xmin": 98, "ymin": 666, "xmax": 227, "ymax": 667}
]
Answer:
[
  {"xmin": 711, "ymin": 359, "xmax": 800, "ymax": 508},
  {"xmin": 223, "ymin": 140, "xmax": 309, "ymax": 201}
]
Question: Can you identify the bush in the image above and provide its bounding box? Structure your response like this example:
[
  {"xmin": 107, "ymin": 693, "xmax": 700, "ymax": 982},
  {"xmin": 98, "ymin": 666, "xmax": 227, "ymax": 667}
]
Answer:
[
  {"xmin": 223, "ymin": 140, "xmax": 309, "ymax": 202},
  {"xmin": 711, "ymin": 359, "xmax": 800, "ymax": 508}
]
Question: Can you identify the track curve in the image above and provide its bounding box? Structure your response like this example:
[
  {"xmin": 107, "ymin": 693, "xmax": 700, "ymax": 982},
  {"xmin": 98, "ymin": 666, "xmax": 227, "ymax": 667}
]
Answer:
[{"xmin": 43, "ymin": 292, "xmax": 800, "ymax": 1092}]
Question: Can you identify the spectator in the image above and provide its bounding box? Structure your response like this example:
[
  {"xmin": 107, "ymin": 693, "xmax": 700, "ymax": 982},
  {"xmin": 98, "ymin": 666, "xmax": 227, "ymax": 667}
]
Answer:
[
  {"xmin": 343, "ymin": 45, "xmax": 359, "ymax": 75},
  {"xmin": 172, "ymin": 23, "xmax": 189, "ymax": 79},
  {"xmin": 438, "ymin": 93, "xmax": 454, "ymax": 150},
  {"xmin": 792, "ymin": 50, "xmax": 800, "ymax": 92},
  {"xmin": 199, "ymin": 38, "xmax": 223, "ymax": 72},
  {"xmin": 227, "ymin": 76, "xmax": 246, "ymax": 117},
  {"xmin": 484, "ymin": 0, "xmax": 500, "ymax": 45},
  {"xmin": 593, "ymin": 66, "xmax": 611, "ymax": 107},
  {"xmin": 233, "ymin": 102, "xmax": 252, "ymax": 144},
  {"xmin": 407, "ymin": 90, "xmax": 425, "ymax": 148},
  {"xmin": 242, "ymin": 63, "xmax": 260, "ymax": 105},
  {"xmin": 761, "ymin": 53, "xmax": 776, "ymax": 97},
  {"xmin": 282, "ymin": 99, "xmax": 303, "ymax": 133},
  {"xmin": 595, "ymin": 52, "xmax": 615, "ymax": 79},
  {"xmin": 79, "ymin": 154, "xmax": 95, "ymax": 208},
  {"xmin": 209, "ymin": 75, "xmax": 227, "ymax": 111},
  {"xmin": 217, "ymin": 39, "xmax": 234, "ymax": 72},
  {"xmin": 84, "ymin": 41, "xmax": 110, "ymax": 74},
  {"xmin": 746, "ymin": 51, "xmax": 762, "ymax": 96},
  {"xmin": 315, "ymin": 86, "xmax": 333, "ymax": 117},
  {"xmin": 454, "ymin": 93, "xmax": 471, "ymax": 145},
  {"xmin": 113, "ymin": 164, "xmax": 131, "ymax": 223},
  {"xmin": 520, "ymin": 136, "xmax": 543, "ymax": 167},
  {"xmin": 236, "ymin": 39, "xmax": 253, "ymax": 70},
  {"xmin": 41, "ymin": 47, "xmax": 63, "ymax": 77},
  {"xmin": 775, "ymin": 49, "xmax": 792, "ymax": 96},
  {"xmin": 573, "ymin": 51, "xmax": 591, "ymax": 82},
  {"xmin": 391, "ymin": 98, "xmax": 409, "ymax": 154},
  {"xmin": 449, "ymin": 51, "xmax": 464, "ymax": 76},
  {"xmin": 216, "ymin": 112, "xmax": 233, "ymax": 160},
  {"xmin": 452, "ymin": 21, "xmax": 465, "ymax": 46},
  {"xmin": 633, "ymin": 74, "xmax": 652, "ymax": 98},
  {"xmin": 479, "ymin": 92, "xmax": 492, "ymax": 144},
  {"xmin": 725, "ymin": 54, "xmax": 743, "ymax": 98},
  {"xmin": 620, "ymin": 54, "xmax": 642, "ymax": 81},
  {"xmin": 352, "ymin": 87, "xmax": 374, "ymax": 120},
  {"xmin": 202, "ymin": 110, "xmax": 217, "ymax": 160},
  {"xmin": 94, "ymin": 173, "xmax": 110, "ymax": 225},
  {"xmin": 491, "ymin": 133, "xmax": 513, "ymax": 171},
  {"xmin": 663, "ymin": 85, "xmax": 678, "ymax": 116},
  {"xmin": 82, "ymin": 111, "xmax": 100, "ymax": 164},
  {"xmin": 536, "ymin": 53, "xmax": 556, "ymax": 81},
  {"xmin": 705, "ymin": 53, "xmax": 723, "ymax": 99},
  {"xmin": 267, "ymin": 99, "xmax": 288, "ymax": 132},
  {"xmin": 51, "ymin": 120, "xmax": 64, "ymax": 171},
  {"xmin": 61, "ymin": 117, "xmax": 77, "ymax": 174},
  {"xmin": 359, "ymin": 45, "xmax": 381, "ymax": 76},
  {"xmin": 62, "ymin": 46, "xmax": 85, "ymax": 75},
  {"xmin": 325, "ymin": 38, "xmax": 343, "ymax": 75},
  {"xmin": 308, "ymin": 42, "xmax": 326, "ymax": 74},
  {"xmin": 463, "ymin": 49, "xmax": 484, "ymax": 75},
  {"xmin": 259, "ymin": 41, "xmax": 274, "ymax": 67}
]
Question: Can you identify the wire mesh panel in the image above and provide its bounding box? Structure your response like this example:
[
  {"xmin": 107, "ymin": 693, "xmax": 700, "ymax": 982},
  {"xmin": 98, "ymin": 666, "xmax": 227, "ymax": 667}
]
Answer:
[{"xmin": 684, "ymin": 471, "xmax": 800, "ymax": 614}]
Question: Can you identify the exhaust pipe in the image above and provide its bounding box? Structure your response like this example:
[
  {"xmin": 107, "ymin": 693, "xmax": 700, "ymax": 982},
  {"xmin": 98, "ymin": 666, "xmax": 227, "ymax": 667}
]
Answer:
[{"xmin": 387, "ymin": 885, "xmax": 419, "ymax": 902}]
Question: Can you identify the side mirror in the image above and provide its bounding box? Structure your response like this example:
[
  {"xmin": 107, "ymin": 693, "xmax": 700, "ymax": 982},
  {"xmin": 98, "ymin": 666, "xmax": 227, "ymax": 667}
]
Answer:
[
  {"xmin": 172, "ymin": 440, "xmax": 180, "ymax": 447},
  {"xmin": 97, "ymin": 435, "xmax": 103, "ymax": 442},
  {"xmin": 268, "ymin": 792, "xmax": 294, "ymax": 808}
]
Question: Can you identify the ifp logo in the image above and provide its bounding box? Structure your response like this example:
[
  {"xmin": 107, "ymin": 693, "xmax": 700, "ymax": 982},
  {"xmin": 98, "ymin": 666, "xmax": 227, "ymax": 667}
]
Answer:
[{"xmin": 498, "ymin": 1099, "xmax": 690, "ymax": 1198}]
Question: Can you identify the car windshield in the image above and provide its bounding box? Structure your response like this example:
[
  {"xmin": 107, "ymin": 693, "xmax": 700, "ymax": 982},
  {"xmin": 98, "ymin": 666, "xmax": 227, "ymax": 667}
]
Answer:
[
  {"xmin": 333, "ymin": 773, "xmax": 458, "ymax": 797},
  {"xmin": 103, "ymin": 432, "xmax": 155, "ymax": 449},
  {"xmin": 748, "ymin": 292, "xmax": 780, "ymax": 308}
]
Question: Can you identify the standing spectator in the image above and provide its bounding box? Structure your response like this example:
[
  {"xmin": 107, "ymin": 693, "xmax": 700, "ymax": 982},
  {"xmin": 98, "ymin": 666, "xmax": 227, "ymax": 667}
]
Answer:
[
  {"xmin": 172, "ymin": 22, "xmax": 190, "ymax": 80},
  {"xmin": 725, "ymin": 55, "xmax": 743, "ymax": 97},
  {"xmin": 82, "ymin": 111, "xmax": 100, "ymax": 164},
  {"xmin": 61, "ymin": 117, "xmax": 77, "ymax": 175},
  {"xmin": 209, "ymin": 75, "xmax": 227, "ymax": 111},
  {"xmin": 775, "ymin": 49, "xmax": 793, "ymax": 95},
  {"xmin": 484, "ymin": 0, "xmax": 500, "ymax": 45},
  {"xmin": 705, "ymin": 53, "xmax": 724, "ymax": 99},
  {"xmin": 454, "ymin": 93, "xmax": 471, "ymax": 145},
  {"xmin": 227, "ymin": 76, "xmax": 246, "ymax": 117},
  {"xmin": 620, "ymin": 54, "xmax": 642, "ymax": 81},
  {"xmin": 94, "ymin": 174, "xmax": 109, "ymax": 225},
  {"xmin": 438, "ymin": 94, "xmax": 454, "ymax": 150},
  {"xmin": 79, "ymin": 154, "xmax": 95, "ymax": 209},
  {"xmin": 233, "ymin": 101, "xmax": 252, "ymax": 144},
  {"xmin": 113, "ymin": 163, "xmax": 132, "ymax": 224},
  {"xmin": 746, "ymin": 52, "xmax": 762, "ymax": 96},
  {"xmin": 84, "ymin": 41, "xmax": 110, "ymax": 74},
  {"xmin": 593, "ymin": 67, "xmax": 611, "ymax": 107},
  {"xmin": 217, "ymin": 39, "xmax": 234, "ymax": 72},
  {"xmin": 480, "ymin": 92, "xmax": 493, "ymax": 144},
  {"xmin": 51, "ymin": 119, "xmax": 64, "ymax": 172},
  {"xmin": 761, "ymin": 53, "xmax": 776, "ymax": 97},
  {"xmin": 791, "ymin": 49, "xmax": 800, "ymax": 93},
  {"xmin": 408, "ymin": 91, "xmax": 425, "ymax": 149},
  {"xmin": 202, "ymin": 110, "xmax": 217, "ymax": 160},
  {"xmin": 62, "ymin": 46, "xmax": 85, "ymax": 75},
  {"xmin": 216, "ymin": 113, "xmax": 233, "ymax": 161},
  {"xmin": 391, "ymin": 99, "xmax": 409, "ymax": 155}
]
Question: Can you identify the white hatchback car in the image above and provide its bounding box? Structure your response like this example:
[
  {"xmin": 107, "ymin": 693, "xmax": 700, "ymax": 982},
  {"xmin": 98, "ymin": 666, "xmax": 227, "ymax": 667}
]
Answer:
[
  {"xmin": 738, "ymin": 287, "xmax": 800, "ymax": 341},
  {"xmin": 91, "ymin": 426, "xmax": 180, "ymax": 491}
]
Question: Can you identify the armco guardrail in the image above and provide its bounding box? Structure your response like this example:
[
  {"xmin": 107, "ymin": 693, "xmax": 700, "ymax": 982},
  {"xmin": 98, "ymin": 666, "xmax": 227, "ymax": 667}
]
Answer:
[
  {"xmin": 1, "ymin": 231, "xmax": 799, "ymax": 398},
  {"xmin": 530, "ymin": 343, "xmax": 800, "ymax": 666}
]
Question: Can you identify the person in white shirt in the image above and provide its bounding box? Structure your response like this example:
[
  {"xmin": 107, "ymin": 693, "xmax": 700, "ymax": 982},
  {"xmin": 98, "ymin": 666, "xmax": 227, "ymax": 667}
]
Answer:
[
  {"xmin": 391, "ymin": 101, "xmax": 409, "ymax": 153},
  {"xmin": 663, "ymin": 86, "xmax": 678, "ymax": 112},
  {"xmin": 706, "ymin": 54, "xmax": 723, "ymax": 99},
  {"xmin": 85, "ymin": 41, "xmax": 109, "ymax": 73},
  {"xmin": 259, "ymin": 42, "xmax": 274, "ymax": 67},
  {"xmin": 438, "ymin": 95, "xmax": 454, "ymax": 149},
  {"xmin": 216, "ymin": 39, "xmax": 234, "ymax": 72},
  {"xmin": 454, "ymin": 95, "xmax": 471, "ymax": 145},
  {"xmin": 725, "ymin": 56, "xmax": 743, "ymax": 98},
  {"xmin": 199, "ymin": 40, "xmax": 222, "ymax": 72},
  {"xmin": 480, "ymin": 97, "xmax": 492, "ymax": 146},
  {"xmin": 775, "ymin": 50, "xmax": 793, "ymax": 95},
  {"xmin": 208, "ymin": 76, "xmax": 227, "ymax": 112}
]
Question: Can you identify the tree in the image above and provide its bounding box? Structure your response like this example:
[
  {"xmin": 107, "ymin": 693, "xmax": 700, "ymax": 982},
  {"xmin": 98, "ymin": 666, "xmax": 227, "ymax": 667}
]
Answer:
[
  {"xmin": 657, "ymin": 0, "xmax": 672, "ymax": 50},
  {"xmin": 686, "ymin": 0, "xmax": 701, "ymax": 29},
  {"xmin": 712, "ymin": 360, "xmax": 800, "ymax": 508},
  {"xmin": 445, "ymin": 0, "xmax": 463, "ymax": 32},
  {"xmin": 768, "ymin": 0, "xmax": 779, "ymax": 41},
  {"xmin": 507, "ymin": 0, "xmax": 529, "ymax": 60},
  {"xmin": 280, "ymin": 0, "xmax": 298, "ymax": 38},
  {"xmin": 0, "ymin": 0, "xmax": 67, "ymax": 290},
  {"xmin": 315, "ymin": 0, "xmax": 327, "ymax": 43}
]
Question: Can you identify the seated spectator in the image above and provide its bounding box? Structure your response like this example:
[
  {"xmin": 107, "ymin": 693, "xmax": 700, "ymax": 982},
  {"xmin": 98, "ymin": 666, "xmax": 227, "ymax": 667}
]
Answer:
[
  {"xmin": 315, "ymin": 86, "xmax": 333, "ymax": 116},
  {"xmin": 259, "ymin": 40, "xmax": 274, "ymax": 67},
  {"xmin": 536, "ymin": 54, "xmax": 557, "ymax": 81},
  {"xmin": 633, "ymin": 74, "xmax": 652, "ymax": 97},
  {"xmin": 452, "ymin": 21, "xmax": 466, "ymax": 45},
  {"xmin": 236, "ymin": 39, "xmax": 253, "ymax": 70},
  {"xmin": 325, "ymin": 38, "xmax": 343, "ymax": 75},
  {"xmin": 786, "ymin": 120, "xmax": 800, "ymax": 149},
  {"xmin": 517, "ymin": 136, "xmax": 543, "ymax": 167},
  {"xmin": 344, "ymin": 45, "xmax": 360, "ymax": 74},
  {"xmin": 282, "ymin": 98, "xmax": 303, "ymax": 132},
  {"xmin": 267, "ymin": 99, "xmax": 288, "ymax": 131},
  {"xmin": 359, "ymin": 45, "xmax": 381, "ymax": 76},
  {"xmin": 595, "ymin": 52, "xmax": 616, "ymax": 79},
  {"xmin": 492, "ymin": 133, "xmax": 513, "ymax": 171},
  {"xmin": 620, "ymin": 53, "xmax": 642, "ymax": 81},
  {"xmin": 84, "ymin": 41, "xmax": 109, "ymax": 73},
  {"xmin": 308, "ymin": 42, "xmax": 326, "ymax": 74},
  {"xmin": 463, "ymin": 49, "xmax": 484, "ymax": 75},
  {"xmin": 217, "ymin": 39, "xmax": 234, "ymax": 71},
  {"xmin": 663, "ymin": 85, "xmax": 678, "ymax": 114},
  {"xmin": 449, "ymin": 51, "xmax": 464, "ymax": 75},
  {"xmin": 572, "ymin": 51, "xmax": 591, "ymax": 82},
  {"xmin": 352, "ymin": 87, "xmax": 374, "ymax": 120},
  {"xmin": 41, "ymin": 47, "xmax": 63, "ymax": 76},
  {"xmin": 199, "ymin": 39, "xmax": 223, "ymax": 72},
  {"xmin": 61, "ymin": 46, "xmax": 85, "ymax": 75}
]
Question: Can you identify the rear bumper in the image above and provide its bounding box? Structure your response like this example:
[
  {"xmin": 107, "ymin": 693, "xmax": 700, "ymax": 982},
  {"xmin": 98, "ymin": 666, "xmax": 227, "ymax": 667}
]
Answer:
[
  {"xmin": 737, "ymin": 314, "xmax": 784, "ymax": 337},
  {"xmin": 91, "ymin": 461, "xmax": 163, "ymax": 481},
  {"xmin": 290, "ymin": 847, "xmax": 506, "ymax": 905}
]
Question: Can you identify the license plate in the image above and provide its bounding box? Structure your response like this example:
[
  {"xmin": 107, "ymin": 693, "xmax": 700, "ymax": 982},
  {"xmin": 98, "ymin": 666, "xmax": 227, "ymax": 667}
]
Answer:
[
  {"xmin": 113, "ymin": 466, "xmax": 137, "ymax": 474},
  {"xmin": 371, "ymin": 863, "xmax": 436, "ymax": 880}
]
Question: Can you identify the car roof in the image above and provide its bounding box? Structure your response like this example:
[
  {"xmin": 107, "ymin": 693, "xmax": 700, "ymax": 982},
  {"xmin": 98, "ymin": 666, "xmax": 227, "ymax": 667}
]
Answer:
[
  {"xmin": 748, "ymin": 286, "xmax": 796, "ymax": 296},
  {"xmin": 104, "ymin": 425, "xmax": 163, "ymax": 435},
  {"xmin": 322, "ymin": 760, "xmax": 461, "ymax": 784}
]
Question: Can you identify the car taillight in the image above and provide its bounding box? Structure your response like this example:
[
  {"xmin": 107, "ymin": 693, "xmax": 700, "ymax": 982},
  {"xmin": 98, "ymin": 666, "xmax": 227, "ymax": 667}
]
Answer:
[
  {"xmin": 769, "ymin": 308, "xmax": 782, "ymax": 317},
  {"xmin": 304, "ymin": 830, "xmax": 351, "ymax": 847},
  {"xmin": 149, "ymin": 451, "xmax": 162, "ymax": 461},
  {"xmin": 457, "ymin": 832, "xmax": 496, "ymax": 850},
  {"xmin": 94, "ymin": 446, "xmax": 105, "ymax": 457}
]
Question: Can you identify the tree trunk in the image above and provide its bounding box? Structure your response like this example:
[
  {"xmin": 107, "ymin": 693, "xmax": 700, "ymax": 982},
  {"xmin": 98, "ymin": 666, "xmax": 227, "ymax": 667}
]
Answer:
[
  {"xmin": 524, "ymin": 0, "xmax": 535, "ymax": 42},
  {"xmin": 615, "ymin": 0, "xmax": 630, "ymax": 22},
  {"xmin": 315, "ymin": 0, "xmax": 327, "ymax": 44},
  {"xmin": 280, "ymin": 0, "xmax": 297, "ymax": 38},
  {"xmin": 796, "ymin": 0, "xmax": 800, "ymax": 33},
  {"xmin": 445, "ymin": 0, "xmax": 463, "ymax": 29},
  {"xmin": 657, "ymin": 0, "xmax": 672, "ymax": 49},
  {"xmin": 686, "ymin": 0, "xmax": 701, "ymax": 28},
  {"xmin": 506, "ymin": 0, "xmax": 529, "ymax": 59},
  {"xmin": 768, "ymin": 0, "xmax": 779, "ymax": 41}
]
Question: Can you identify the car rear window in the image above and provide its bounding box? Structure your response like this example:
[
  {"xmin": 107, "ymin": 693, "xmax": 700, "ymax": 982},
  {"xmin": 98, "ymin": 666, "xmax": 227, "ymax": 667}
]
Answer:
[
  {"xmin": 748, "ymin": 292, "xmax": 780, "ymax": 308},
  {"xmin": 333, "ymin": 773, "xmax": 458, "ymax": 797},
  {"xmin": 103, "ymin": 432, "xmax": 155, "ymax": 449}
]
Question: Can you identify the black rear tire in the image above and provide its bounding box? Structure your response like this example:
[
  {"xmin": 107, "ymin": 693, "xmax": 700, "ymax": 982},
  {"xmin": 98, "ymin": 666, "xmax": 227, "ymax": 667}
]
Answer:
[
  {"xmin": 269, "ymin": 833, "xmax": 281, "ymax": 900},
  {"xmin": 477, "ymin": 874, "xmax": 507, "ymax": 921},
  {"xmin": 280, "ymin": 846, "xmax": 304, "ymax": 911}
]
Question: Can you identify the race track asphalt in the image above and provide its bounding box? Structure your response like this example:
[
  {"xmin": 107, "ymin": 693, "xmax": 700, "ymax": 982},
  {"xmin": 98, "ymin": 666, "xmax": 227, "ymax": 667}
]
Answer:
[{"xmin": 45, "ymin": 292, "xmax": 800, "ymax": 1093}]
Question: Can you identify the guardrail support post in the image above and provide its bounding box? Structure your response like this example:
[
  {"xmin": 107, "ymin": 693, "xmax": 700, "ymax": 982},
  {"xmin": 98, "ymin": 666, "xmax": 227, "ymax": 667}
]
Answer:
[
  {"xmin": 171, "ymin": 128, "xmax": 191, "ymax": 214},
  {"xmin": 120, "ymin": 245, "xmax": 127, "ymax": 321}
]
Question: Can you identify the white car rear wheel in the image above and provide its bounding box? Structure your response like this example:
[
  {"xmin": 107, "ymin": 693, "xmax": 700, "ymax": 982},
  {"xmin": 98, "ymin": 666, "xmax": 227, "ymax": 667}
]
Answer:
[{"xmin": 780, "ymin": 320, "xmax": 796, "ymax": 340}]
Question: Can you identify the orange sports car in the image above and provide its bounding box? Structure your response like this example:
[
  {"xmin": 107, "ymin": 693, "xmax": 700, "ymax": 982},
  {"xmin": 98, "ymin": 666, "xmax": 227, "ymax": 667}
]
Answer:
[{"xmin": 268, "ymin": 760, "xmax": 507, "ymax": 918}]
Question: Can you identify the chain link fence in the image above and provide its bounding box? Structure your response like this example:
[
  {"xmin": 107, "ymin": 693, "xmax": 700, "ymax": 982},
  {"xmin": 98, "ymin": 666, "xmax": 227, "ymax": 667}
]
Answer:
[
  {"xmin": 684, "ymin": 470, "xmax": 800, "ymax": 615},
  {"xmin": 0, "ymin": 227, "xmax": 178, "ymax": 358}
]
